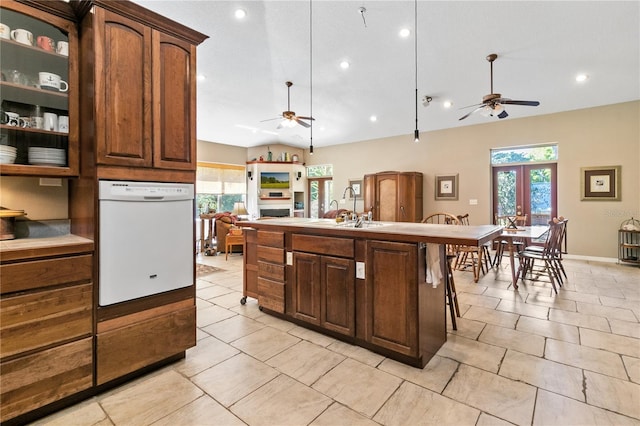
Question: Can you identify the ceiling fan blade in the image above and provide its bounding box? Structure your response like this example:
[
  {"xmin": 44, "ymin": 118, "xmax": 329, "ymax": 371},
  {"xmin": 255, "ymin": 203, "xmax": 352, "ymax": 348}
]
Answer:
[
  {"xmin": 501, "ymin": 100, "xmax": 540, "ymax": 107},
  {"xmin": 497, "ymin": 110, "xmax": 509, "ymax": 119},
  {"xmin": 459, "ymin": 106, "xmax": 485, "ymax": 121},
  {"xmin": 296, "ymin": 116, "xmax": 315, "ymax": 121},
  {"xmin": 295, "ymin": 118, "xmax": 311, "ymax": 128},
  {"xmin": 459, "ymin": 102, "xmax": 485, "ymax": 110},
  {"xmin": 260, "ymin": 116, "xmax": 282, "ymax": 122}
]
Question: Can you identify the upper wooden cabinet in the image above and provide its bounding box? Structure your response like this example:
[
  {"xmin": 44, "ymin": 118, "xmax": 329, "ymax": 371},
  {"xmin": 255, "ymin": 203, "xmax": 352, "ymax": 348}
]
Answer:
[
  {"xmin": 0, "ymin": 0, "xmax": 79, "ymax": 177},
  {"xmin": 364, "ymin": 171, "xmax": 424, "ymax": 222},
  {"xmin": 79, "ymin": 2, "xmax": 205, "ymax": 176}
]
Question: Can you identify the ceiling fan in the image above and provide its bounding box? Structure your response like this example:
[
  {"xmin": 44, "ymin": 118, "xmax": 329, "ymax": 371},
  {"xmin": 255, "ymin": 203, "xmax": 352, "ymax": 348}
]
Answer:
[
  {"xmin": 261, "ymin": 81, "xmax": 315, "ymax": 129},
  {"xmin": 459, "ymin": 53, "xmax": 540, "ymax": 121}
]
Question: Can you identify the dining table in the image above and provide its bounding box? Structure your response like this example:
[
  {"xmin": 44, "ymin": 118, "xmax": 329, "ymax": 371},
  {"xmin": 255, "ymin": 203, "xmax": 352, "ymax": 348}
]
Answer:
[{"xmin": 498, "ymin": 225, "xmax": 549, "ymax": 288}]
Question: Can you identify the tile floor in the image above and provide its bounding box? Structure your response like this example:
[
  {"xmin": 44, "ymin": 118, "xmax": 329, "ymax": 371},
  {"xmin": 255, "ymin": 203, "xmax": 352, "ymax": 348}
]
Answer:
[{"xmin": 35, "ymin": 252, "xmax": 640, "ymax": 426}]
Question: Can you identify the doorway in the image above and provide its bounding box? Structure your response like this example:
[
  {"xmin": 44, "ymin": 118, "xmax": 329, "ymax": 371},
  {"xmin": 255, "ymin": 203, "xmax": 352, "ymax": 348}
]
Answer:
[
  {"xmin": 308, "ymin": 177, "xmax": 333, "ymax": 219},
  {"xmin": 492, "ymin": 163, "xmax": 557, "ymax": 226}
]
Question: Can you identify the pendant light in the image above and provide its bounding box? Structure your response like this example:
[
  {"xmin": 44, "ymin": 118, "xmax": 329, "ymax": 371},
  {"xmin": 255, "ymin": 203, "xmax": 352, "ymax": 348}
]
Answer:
[
  {"xmin": 413, "ymin": 0, "xmax": 419, "ymax": 143},
  {"xmin": 309, "ymin": 0, "xmax": 314, "ymax": 155}
]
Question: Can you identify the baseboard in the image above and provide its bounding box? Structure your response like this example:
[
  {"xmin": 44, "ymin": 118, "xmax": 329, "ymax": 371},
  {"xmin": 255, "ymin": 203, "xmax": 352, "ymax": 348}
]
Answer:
[{"xmin": 564, "ymin": 254, "xmax": 618, "ymax": 264}]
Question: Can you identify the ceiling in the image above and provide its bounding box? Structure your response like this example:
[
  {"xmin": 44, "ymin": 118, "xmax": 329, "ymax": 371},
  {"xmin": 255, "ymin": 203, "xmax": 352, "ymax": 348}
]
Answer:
[{"xmin": 131, "ymin": 1, "xmax": 639, "ymax": 150}]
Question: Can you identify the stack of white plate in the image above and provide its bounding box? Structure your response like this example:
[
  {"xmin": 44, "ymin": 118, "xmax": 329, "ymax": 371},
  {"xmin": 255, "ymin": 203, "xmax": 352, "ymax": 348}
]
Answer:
[
  {"xmin": 28, "ymin": 147, "xmax": 66, "ymax": 166},
  {"xmin": 0, "ymin": 146, "xmax": 17, "ymax": 164}
]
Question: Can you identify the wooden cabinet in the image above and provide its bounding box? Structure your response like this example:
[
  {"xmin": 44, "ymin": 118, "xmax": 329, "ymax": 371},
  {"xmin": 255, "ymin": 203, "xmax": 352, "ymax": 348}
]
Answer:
[
  {"xmin": 364, "ymin": 240, "xmax": 419, "ymax": 356},
  {"xmin": 291, "ymin": 234, "xmax": 355, "ymax": 336},
  {"xmin": 363, "ymin": 171, "xmax": 423, "ymax": 222},
  {"xmin": 257, "ymin": 230, "xmax": 286, "ymax": 313},
  {"xmin": 0, "ymin": 242, "xmax": 94, "ymax": 423},
  {"xmin": 86, "ymin": 6, "xmax": 198, "ymax": 172},
  {"xmin": 0, "ymin": 0, "xmax": 79, "ymax": 177},
  {"xmin": 242, "ymin": 228, "xmax": 259, "ymax": 304}
]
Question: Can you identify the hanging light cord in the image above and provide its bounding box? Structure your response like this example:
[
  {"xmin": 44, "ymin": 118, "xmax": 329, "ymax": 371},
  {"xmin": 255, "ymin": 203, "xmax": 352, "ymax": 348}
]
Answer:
[
  {"xmin": 309, "ymin": 0, "xmax": 314, "ymax": 154},
  {"xmin": 414, "ymin": 0, "xmax": 419, "ymax": 142}
]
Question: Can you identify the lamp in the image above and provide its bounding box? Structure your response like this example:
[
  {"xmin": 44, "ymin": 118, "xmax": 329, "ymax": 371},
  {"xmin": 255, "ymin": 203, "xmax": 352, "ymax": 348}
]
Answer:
[
  {"xmin": 296, "ymin": 171, "xmax": 302, "ymax": 180},
  {"xmin": 413, "ymin": 0, "xmax": 419, "ymax": 143},
  {"xmin": 247, "ymin": 170, "xmax": 253, "ymax": 180},
  {"xmin": 232, "ymin": 201, "xmax": 248, "ymax": 218}
]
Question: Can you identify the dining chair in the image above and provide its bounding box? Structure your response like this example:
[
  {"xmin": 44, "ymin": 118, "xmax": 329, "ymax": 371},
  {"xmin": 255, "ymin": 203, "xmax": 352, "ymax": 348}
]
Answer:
[
  {"xmin": 493, "ymin": 214, "xmax": 528, "ymax": 266},
  {"xmin": 454, "ymin": 213, "xmax": 492, "ymax": 281},
  {"xmin": 422, "ymin": 212, "xmax": 460, "ymax": 225},
  {"xmin": 521, "ymin": 217, "xmax": 568, "ymax": 283},
  {"xmin": 516, "ymin": 219, "xmax": 565, "ymax": 294}
]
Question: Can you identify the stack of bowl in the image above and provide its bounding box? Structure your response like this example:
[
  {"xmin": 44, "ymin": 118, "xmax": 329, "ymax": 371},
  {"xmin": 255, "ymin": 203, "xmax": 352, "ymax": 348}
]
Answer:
[{"xmin": 0, "ymin": 146, "xmax": 17, "ymax": 164}]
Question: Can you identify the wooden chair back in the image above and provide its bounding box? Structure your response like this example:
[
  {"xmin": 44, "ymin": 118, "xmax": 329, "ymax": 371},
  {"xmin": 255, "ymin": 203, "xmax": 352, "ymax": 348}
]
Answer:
[{"xmin": 422, "ymin": 212, "xmax": 460, "ymax": 225}]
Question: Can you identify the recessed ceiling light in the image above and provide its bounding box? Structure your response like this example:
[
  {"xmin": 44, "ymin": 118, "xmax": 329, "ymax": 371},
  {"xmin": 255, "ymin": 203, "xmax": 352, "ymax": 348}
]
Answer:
[
  {"xmin": 234, "ymin": 9, "xmax": 246, "ymax": 19},
  {"xmin": 399, "ymin": 28, "xmax": 410, "ymax": 38},
  {"xmin": 576, "ymin": 74, "xmax": 589, "ymax": 82},
  {"xmin": 340, "ymin": 61, "xmax": 350, "ymax": 69},
  {"xmin": 370, "ymin": 115, "xmax": 377, "ymax": 122},
  {"xmin": 443, "ymin": 100, "xmax": 453, "ymax": 108}
]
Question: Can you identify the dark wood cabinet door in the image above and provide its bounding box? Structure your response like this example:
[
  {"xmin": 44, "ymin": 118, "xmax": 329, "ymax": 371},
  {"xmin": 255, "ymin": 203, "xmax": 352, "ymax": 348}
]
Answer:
[
  {"xmin": 152, "ymin": 30, "xmax": 196, "ymax": 170},
  {"xmin": 95, "ymin": 8, "xmax": 152, "ymax": 167},
  {"xmin": 292, "ymin": 252, "xmax": 321, "ymax": 325},
  {"xmin": 321, "ymin": 256, "xmax": 355, "ymax": 336},
  {"xmin": 365, "ymin": 240, "xmax": 418, "ymax": 356}
]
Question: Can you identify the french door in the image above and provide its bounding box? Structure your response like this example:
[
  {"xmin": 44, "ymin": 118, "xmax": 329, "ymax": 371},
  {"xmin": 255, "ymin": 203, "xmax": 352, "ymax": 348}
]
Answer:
[
  {"xmin": 308, "ymin": 177, "xmax": 334, "ymax": 219},
  {"xmin": 492, "ymin": 163, "xmax": 557, "ymax": 226}
]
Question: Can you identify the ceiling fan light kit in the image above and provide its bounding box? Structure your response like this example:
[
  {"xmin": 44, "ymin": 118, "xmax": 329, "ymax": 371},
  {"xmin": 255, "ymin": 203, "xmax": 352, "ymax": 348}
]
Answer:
[{"xmin": 458, "ymin": 53, "xmax": 540, "ymax": 121}]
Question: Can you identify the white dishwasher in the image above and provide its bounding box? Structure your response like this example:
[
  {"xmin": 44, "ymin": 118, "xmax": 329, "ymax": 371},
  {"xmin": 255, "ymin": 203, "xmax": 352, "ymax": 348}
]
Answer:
[{"xmin": 98, "ymin": 180, "xmax": 194, "ymax": 306}]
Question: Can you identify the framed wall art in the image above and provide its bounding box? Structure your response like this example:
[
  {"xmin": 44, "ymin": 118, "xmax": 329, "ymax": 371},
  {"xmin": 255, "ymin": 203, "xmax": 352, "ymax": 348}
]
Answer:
[
  {"xmin": 580, "ymin": 165, "xmax": 621, "ymax": 201},
  {"xmin": 435, "ymin": 174, "xmax": 458, "ymax": 200},
  {"xmin": 348, "ymin": 179, "xmax": 362, "ymax": 197}
]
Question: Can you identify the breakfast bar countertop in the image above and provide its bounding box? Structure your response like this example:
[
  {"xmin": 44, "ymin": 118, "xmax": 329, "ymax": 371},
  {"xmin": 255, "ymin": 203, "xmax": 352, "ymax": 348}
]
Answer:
[{"xmin": 238, "ymin": 217, "xmax": 503, "ymax": 247}]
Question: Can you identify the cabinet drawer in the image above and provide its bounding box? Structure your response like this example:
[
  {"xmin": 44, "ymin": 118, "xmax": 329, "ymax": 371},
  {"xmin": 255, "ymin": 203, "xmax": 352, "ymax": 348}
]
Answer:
[
  {"xmin": 0, "ymin": 337, "xmax": 93, "ymax": 423},
  {"xmin": 0, "ymin": 254, "xmax": 92, "ymax": 294},
  {"xmin": 292, "ymin": 234, "xmax": 354, "ymax": 258},
  {"xmin": 257, "ymin": 245, "xmax": 285, "ymax": 264},
  {"xmin": 257, "ymin": 230, "xmax": 284, "ymax": 248},
  {"xmin": 96, "ymin": 304, "xmax": 196, "ymax": 385},
  {"xmin": 258, "ymin": 260, "xmax": 285, "ymax": 281},
  {"xmin": 1, "ymin": 284, "xmax": 92, "ymax": 360},
  {"xmin": 257, "ymin": 277, "xmax": 284, "ymax": 313}
]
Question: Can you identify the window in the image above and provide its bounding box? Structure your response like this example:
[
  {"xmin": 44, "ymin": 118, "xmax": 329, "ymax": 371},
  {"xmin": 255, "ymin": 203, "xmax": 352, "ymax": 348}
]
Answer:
[
  {"xmin": 491, "ymin": 144, "xmax": 558, "ymax": 227},
  {"xmin": 196, "ymin": 162, "xmax": 246, "ymax": 215}
]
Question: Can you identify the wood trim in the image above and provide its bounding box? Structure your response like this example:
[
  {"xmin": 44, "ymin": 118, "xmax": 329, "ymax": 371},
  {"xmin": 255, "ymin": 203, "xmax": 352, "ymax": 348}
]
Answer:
[
  {"xmin": 97, "ymin": 299, "xmax": 193, "ymax": 334},
  {"xmin": 96, "ymin": 287, "xmax": 194, "ymax": 322},
  {"xmin": 96, "ymin": 166, "xmax": 195, "ymax": 183}
]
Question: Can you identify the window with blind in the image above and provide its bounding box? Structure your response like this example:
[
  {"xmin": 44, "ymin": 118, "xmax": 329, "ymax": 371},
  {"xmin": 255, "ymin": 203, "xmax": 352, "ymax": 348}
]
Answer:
[{"xmin": 196, "ymin": 162, "xmax": 246, "ymax": 215}]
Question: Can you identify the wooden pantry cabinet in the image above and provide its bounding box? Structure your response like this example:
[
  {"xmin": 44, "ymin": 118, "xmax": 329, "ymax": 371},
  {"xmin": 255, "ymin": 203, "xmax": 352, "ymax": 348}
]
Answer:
[{"xmin": 363, "ymin": 171, "xmax": 423, "ymax": 222}]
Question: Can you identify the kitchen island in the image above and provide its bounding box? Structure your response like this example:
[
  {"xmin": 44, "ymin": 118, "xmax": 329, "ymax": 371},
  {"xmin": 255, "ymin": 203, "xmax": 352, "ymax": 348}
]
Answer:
[{"xmin": 237, "ymin": 217, "xmax": 502, "ymax": 368}]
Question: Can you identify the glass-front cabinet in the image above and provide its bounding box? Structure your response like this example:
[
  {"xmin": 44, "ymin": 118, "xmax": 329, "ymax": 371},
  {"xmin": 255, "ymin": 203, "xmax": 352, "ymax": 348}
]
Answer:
[{"xmin": 0, "ymin": 1, "xmax": 78, "ymax": 176}]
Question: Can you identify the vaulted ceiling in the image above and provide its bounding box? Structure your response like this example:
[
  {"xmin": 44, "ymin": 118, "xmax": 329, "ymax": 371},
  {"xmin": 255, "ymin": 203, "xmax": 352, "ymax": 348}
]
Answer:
[{"xmin": 132, "ymin": 1, "xmax": 639, "ymax": 149}]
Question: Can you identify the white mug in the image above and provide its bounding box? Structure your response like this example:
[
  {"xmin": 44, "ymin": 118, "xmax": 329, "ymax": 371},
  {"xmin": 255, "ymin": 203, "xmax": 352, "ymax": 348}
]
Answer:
[
  {"xmin": 3, "ymin": 111, "xmax": 20, "ymax": 126},
  {"xmin": 58, "ymin": 115, "xmax": 69, "ymax": 133},
  {"xmin": 38, "ymin": 72, "xmax": 68, "ymax": 92},
  {"xmin": 43, "ymin": 112, "xmax": 58, "ymax": 132},
  {"xmin": 56, "ymin": 41, "xmax": 69, "ymax": 56},
  {"xmin": 10, "ymin": 28, "xmax": 33, "ymax": 46},
  {"xmin": 0, "ymin": 23, "xmax": 10, "ymax": 40}
]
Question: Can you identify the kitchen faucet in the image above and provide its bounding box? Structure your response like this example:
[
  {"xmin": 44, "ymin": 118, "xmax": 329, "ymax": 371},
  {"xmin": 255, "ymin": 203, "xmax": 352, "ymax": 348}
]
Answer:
[
  {"xmin": 329, "ymin": 199, "xmax": 338, "ymax": 211},
  {"xmin": 342, "ymin": 186, "xmax": 357, "ymax": 219}
]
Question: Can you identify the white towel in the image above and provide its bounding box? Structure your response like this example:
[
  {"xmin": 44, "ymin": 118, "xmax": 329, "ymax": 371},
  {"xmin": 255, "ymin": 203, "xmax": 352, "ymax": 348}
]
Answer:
[{"xmin": 425, "ymin": 243, "xmax": 443, "ymax": 288}]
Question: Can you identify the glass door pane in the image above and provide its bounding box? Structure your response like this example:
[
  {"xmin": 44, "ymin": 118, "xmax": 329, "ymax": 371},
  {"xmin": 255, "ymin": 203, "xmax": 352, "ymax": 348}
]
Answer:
[
  {"xmin": 495, "ymin": 168, "xmax": 519, "ymax": 216},
  {"xmin": 527, "ymin": 166, "xmax": 554, "ymax": 225},
  {"xmin": 307, "ymin": 177, "xmax": 333, "ymax": 218}
]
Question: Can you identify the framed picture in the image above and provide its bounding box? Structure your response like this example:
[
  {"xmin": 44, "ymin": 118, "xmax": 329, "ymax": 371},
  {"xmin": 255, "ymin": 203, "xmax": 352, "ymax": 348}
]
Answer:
[
  {"xmin": 435, "ymin": 174, "xmax": 459, "ymax": 200},
  {"xmin": 581, "ymin": 166, "xmax": 621, "ymax": 201},
  {"xmin": 348, "ymin": 179, "xmax": 362, "ymax": 197}
]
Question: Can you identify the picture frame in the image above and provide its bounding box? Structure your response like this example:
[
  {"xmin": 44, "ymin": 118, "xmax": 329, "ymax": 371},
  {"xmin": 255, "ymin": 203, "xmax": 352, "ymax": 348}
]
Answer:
[
  {"xmin": 435, "ymin": 174, "xmax": 459, "ymax": 200},
  {"xmin": 580, "ymin": 166, "xmax": 621, "ymax": 201},
  {"xmin": 348, "ymin": 179, "xmax": 362, "ymax": 197}
]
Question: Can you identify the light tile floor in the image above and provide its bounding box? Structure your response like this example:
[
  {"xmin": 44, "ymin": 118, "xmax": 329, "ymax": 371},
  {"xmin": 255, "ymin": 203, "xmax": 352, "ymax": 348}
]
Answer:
[{"xmin": 35, "ymin": 253, "xmax": 640, "ymax": 426}]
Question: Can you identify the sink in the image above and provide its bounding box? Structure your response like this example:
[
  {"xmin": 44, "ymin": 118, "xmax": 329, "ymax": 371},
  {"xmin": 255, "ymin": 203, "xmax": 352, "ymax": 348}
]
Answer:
[{"xmin": 335, "ymin": 221, "xmax": 387, "ymax": 228}]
